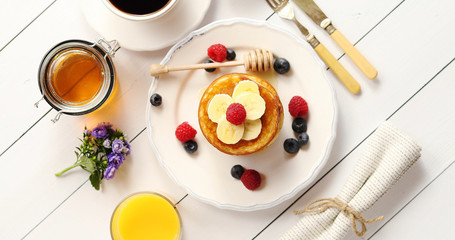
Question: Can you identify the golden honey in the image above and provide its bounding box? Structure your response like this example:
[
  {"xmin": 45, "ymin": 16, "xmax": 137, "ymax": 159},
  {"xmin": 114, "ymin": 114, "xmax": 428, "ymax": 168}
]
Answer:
[
  {"xmin": 38, "ymin": 39, "xmax": 118, "ymax": 119},
  {"xmin": 49, "ymin": 49, "xmax": 103, "ymax": 104}
]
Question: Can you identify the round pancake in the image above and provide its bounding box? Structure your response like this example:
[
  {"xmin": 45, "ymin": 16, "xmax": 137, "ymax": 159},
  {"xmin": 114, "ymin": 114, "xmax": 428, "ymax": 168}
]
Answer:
[{"xmin": 198, "ymin": 73, "xmax": 283, "ymax": 155}]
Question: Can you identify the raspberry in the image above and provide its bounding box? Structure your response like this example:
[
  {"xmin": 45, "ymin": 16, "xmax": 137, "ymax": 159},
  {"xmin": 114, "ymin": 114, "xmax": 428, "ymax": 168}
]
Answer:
[
  {"xmin": 207, "ymin": 44, "xmax": 227, "ymax": 62},
  {"xmin": 226, "ymin": 103, "xmax": 246, "ymax": 125},
  {"xmin": 175, "ymin": 122, "xmax": 197, "ymax": 142},
  {"xmin": 288, "ymin": 96, "xmax": 308, "ymax": 117},
  {"xmin": 241, "ymin": 169, "xmax": 262, "ymax": 190}
]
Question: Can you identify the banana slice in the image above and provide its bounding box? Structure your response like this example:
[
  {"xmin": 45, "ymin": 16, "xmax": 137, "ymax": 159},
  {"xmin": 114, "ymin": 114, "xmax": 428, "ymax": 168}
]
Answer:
[
  {"xmin": 242, "ymin": 119, "xmax": 262, "ymax": 140},
  {"xmin": 207, "ymin": 94, "xmax": 233, "ymax": 123},
  {"xmin": 216, "ymin": 116, "xmax": 244, "ymax": 144},
  {"xmin": 235, "ymin": 93, "xmax": 266, "ymax": 120},
  {"xmin": 232, "ymin": 80, "xmax": 260, "ymax": 101}
]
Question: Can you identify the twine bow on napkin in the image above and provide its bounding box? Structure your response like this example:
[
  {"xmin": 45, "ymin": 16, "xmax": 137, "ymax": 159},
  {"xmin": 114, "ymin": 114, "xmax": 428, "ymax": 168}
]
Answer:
[
  {"xmin": 294, "ymin": 198, "xmax": 384, "ymax": 237},
  {"xmin": 281, "ymin": 122, "xmax": 422, "ymax": 240}
]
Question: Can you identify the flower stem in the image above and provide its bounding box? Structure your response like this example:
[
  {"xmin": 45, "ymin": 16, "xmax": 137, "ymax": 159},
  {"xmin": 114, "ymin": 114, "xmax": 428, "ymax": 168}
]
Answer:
[{"xmin": 55, "ymin": 162, "xmax": 83, "ymax": 176}]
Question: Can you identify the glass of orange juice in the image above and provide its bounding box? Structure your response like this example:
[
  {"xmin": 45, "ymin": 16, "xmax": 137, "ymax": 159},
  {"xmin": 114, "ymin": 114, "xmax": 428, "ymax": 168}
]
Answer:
[{"xmin": 110, "ymin": 192, "xmax": 181, "ymax": 240}]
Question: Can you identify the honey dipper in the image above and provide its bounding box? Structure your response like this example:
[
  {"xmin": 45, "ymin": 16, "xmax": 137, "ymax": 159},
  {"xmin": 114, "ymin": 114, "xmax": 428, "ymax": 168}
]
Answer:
[{"xmin": 150, "ymin": 49, "xmax": 274, "ymax": 76}]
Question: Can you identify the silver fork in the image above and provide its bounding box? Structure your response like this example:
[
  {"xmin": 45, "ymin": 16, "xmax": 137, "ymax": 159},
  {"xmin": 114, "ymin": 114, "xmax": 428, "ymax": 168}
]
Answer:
[{"xmin": 266, "ymin": 0, "xmax": 360, "ymax": 94}]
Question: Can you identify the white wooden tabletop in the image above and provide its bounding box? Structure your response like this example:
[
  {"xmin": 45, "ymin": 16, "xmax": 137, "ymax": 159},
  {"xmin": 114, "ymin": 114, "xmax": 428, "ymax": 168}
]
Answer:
[{"xmin": 1, "ymin": 0, "xmax": 454, "ymax": 239}]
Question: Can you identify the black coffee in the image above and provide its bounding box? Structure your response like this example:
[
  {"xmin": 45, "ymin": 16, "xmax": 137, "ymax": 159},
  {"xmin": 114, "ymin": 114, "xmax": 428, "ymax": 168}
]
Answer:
[{"xmin": 109, "ymin": 0, "xmax": 170, "ymax": 15}]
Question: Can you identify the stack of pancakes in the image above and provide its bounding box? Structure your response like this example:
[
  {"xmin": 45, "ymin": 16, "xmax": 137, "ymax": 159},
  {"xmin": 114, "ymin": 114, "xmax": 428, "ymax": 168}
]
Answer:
[{"xmin": 198, "ymin": 73, "xmax": 283, "ymax": 155}]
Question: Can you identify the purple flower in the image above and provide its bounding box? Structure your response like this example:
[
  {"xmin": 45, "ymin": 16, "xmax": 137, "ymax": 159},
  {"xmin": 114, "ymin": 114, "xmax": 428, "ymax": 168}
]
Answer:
[
  {"xmin": 91, "ymin": 126, "xmax": 108, "ymax": 139},
  {"xmin": 112, "ymin": 139, "xmax": 124, "ymax": 153},
  {"xmin": 99, "ymin": 122, "xmax": 113, "ymax": 132},
  {"xmin": 107, "ymin": 152, "xmax": 125, "ymax": 167},
  {"xmin": 103, "ymin": 139, "xmax": 111, "ymax": 148},
  {"xmin": 123, "ymin": 141, "xmax": 131, "ymax": 156},
  {"xmin": 104, "ymin": 164, "xmax": 117, "ymax": 180},
  {"xmin": 83, "ymin": 129, "xmax": 91, "ymax": 136}
]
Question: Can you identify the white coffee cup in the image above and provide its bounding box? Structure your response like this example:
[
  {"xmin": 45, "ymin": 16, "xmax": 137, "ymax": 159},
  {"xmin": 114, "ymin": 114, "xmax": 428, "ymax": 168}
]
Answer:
[{"xmin": 102, "ymin": 0, "xmax": 179, "ymax": 21}]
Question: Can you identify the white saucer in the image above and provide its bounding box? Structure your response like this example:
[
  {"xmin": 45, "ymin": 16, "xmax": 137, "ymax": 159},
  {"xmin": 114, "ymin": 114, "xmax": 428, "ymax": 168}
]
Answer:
[{"xmin": 80, "ymin": 0, "xmax": 212, "ymax": 51}]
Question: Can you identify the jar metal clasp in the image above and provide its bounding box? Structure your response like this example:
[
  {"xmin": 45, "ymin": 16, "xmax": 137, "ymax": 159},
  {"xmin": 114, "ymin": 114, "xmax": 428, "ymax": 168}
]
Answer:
[
  {"xmin": 34, "ymin": 97, "xmax": 44, "ymax": 108},
  {"xmin": 92, "ymin": 38, "xmax": 121, "ymax": 59}
]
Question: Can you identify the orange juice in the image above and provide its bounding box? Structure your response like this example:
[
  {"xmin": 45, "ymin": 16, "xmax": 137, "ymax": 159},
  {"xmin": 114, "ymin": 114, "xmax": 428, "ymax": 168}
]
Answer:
[{"xmin": 111, "ymin": 193, "xmax": 181, "ymax": 240}]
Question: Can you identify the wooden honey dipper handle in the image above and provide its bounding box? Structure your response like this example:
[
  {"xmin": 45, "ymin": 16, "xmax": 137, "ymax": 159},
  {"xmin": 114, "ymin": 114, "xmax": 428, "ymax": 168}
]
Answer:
[{"xmin": 150, "ymin": 49, "xmax": 274, "ymax": 76}]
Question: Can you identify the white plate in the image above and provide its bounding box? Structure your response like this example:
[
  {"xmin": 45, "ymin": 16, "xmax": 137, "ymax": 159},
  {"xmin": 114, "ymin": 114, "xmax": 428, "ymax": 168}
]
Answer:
[
  {"xmin": 80, "ymin": 0, "xmax": 211, "ymax": 51},
  {"xmin": 146, "ymin": 18, "xmax": 338, "ymax": 211}
]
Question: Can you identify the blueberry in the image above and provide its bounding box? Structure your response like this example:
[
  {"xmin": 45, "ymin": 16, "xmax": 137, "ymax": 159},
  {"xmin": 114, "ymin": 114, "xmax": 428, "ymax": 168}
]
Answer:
[
  {"xmin": 231, "ymin": 164, "xmax": 245, "ymax": 179},
  {"xmin": 284, "ymin": 138, "xmax": 299, "ymax": 154},
  {"xmin": 226, "ymin": 48, "xmax": 236, "ymax": 61},
  {"xmin": 292, "ymin": 117, "xmax": 307, "ymax": 133},
  {"xmin": 203, "ymin": 59, "xmax": 216, "ymax": 72},
  {"xmin": 150, "ymin": 93, "xmax": 162, "ymax": 106},
  {"xmin": 273, "ymin": 58, "xmax": 291, "ymax": 74},
  {"xmin": 183, "ymin": 140, "xmax": 198, "ymax": 153},
  {"xmin": 297, "ymin": 132, "xmax": 309, "ymax": 147}
]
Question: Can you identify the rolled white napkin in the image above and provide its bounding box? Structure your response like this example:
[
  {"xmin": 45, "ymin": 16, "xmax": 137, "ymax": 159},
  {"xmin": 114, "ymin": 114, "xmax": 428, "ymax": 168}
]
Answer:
[{"xmin": 281, "ymin": 121, "xmax": 422, "ymax": 240}]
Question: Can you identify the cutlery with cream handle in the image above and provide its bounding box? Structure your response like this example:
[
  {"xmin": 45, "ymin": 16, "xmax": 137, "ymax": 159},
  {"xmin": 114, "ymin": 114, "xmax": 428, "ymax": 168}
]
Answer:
[{"xmin": 294, "ymin": 0, "xmax": 378, "ymax": 79}]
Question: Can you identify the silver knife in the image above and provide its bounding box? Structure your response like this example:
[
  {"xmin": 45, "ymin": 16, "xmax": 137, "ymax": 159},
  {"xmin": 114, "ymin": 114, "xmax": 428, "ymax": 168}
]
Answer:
[{"xmin": 294, "ymin": 0, "xmax": 378, "ymax": 79}]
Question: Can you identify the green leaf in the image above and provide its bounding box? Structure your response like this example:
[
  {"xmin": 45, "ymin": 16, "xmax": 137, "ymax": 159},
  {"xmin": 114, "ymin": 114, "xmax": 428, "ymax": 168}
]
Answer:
[
  {"xmin": 79, "ymin": 155, "xmax": 96, "ymax": 172},
  {"xmin": 89, "ymin": 171, "xmax": 101, "ymax": 190},
  {"xmin": 112, "ymin": 130, "xmax": 123, "ymax": 139}
]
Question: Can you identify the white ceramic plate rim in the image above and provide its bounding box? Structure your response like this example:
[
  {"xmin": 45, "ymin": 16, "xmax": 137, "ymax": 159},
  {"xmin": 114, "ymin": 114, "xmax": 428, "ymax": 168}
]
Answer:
[{"xmin": 146, "ymin": 18, "xmax": 338, "ymax": 211}]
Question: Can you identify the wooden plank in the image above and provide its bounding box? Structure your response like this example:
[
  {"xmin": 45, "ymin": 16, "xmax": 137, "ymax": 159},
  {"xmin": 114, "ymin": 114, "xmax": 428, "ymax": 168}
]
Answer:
[
  {"xmin": 266, "ymin": 0, "xmax": 455, "ymax": 177},
  {"xmin": 0, "ymin": 0, "xmax": 167, "ymax": 238},
  {"xmin": 370, "ymin": 161, "xmax": 455, "ymax": 239},
  {"xmin": 17, "ymin": 133, "xmax": 188, "ymax": 240},
  {"xmin": 1, "ymin": 0, "xmax": 451, "ymax": 239},
  {"xmin": 291, "ymin": 0, "xmax": 404, "ymax": 60},
  {"xmin": 109, "ymin": 0, "xmax": 455, "ymax": 238},
  {"xmin": 0, "ymin": 0, "xmax": 278, "ymax": 238},
  {"xmin": 0, "ymin": 0, "xmax": 100, "ymax": 153},
  {"xmin": 358, "ymin": 57, "xmax": 455, "ymax": 240},
  {"xmin": 0, "ymin": 0, "xmax": 54, "ymax": 50},
  {"xmin": 255, "ymin": 50, "xmax": 455, "ymax": 240},
  {"xmin": 0, "ymin": 0, "xmax": 408, "ymax": 238}
]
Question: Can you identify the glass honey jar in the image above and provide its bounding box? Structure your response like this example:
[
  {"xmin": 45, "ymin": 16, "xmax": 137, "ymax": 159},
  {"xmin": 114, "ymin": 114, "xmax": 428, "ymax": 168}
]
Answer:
[{"xmin": 37, "ymin": 38, "xmax": 120, "ymax": 122}]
